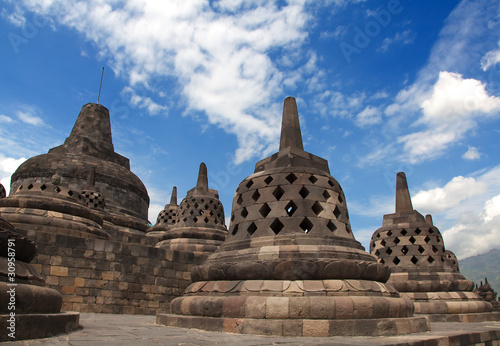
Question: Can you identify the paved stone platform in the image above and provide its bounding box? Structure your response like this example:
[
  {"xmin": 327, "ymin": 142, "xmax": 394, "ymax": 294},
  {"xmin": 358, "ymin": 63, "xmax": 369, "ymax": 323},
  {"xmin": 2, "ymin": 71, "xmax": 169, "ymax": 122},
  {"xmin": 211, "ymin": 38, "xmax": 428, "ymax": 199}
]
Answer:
[{"xmin": 3, "ymin": 313, "xmax": 500, "ymax": 345}]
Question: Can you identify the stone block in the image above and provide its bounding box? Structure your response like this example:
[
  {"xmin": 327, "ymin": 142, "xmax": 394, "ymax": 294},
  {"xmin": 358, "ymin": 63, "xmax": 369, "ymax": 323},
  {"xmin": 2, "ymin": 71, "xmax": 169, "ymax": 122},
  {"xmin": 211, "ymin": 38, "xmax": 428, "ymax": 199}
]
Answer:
[
  {"xmin": 289, "ymin": 297, "xmax": 310, "ymax": 318},
  {"xmin": 245, "ymin": 296, "xmax": 266, "ymax": 318},
  {"xmin": 303, "ymin": 319, "xmax": 329, "ymax": 337},
  {"xmin": 50, "ymin": 266, "xmax": 69, "ymax": 277}
]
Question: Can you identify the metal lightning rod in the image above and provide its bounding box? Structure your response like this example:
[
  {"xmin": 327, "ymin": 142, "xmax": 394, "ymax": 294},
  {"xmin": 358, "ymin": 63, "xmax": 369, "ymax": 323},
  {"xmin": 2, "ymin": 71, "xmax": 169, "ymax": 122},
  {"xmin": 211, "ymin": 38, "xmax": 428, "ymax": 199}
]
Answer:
[{"xmin": 97, "ymin": 67, "xmax": 104, "ymax": 104}]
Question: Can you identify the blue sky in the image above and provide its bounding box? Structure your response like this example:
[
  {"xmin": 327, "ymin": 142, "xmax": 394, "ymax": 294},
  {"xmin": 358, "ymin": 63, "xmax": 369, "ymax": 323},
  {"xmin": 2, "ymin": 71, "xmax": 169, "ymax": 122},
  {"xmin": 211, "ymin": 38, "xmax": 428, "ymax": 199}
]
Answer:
[{"xmin": 1, "ymin": 0, "xmax": 500, "ymax": 260}]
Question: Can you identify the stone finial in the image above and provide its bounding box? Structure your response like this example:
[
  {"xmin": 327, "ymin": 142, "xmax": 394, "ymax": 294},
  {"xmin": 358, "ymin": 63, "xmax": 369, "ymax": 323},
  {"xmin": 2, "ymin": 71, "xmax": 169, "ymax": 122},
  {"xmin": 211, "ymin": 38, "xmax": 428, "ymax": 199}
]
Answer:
[
  {"xmin": 279, "ymin": 97, "xmax": 304, "ymax": 151},
  {"xmin": 68, "ymin": 103, "xmax": 113, "ymax": 148},
  {"xmin": 196, "ymin": 162, "xmax": 209, "ymax": 192},
  {"xmin": 395, "ymin": 172, "xmax": 413, "ymax": 213},
  {"xmin": 169, "ymin": 186, "xmax": 177, "ymax": 206},
  {"xmin": 425, "ymin": 214, "xmax": 433, "ymax": 225}
]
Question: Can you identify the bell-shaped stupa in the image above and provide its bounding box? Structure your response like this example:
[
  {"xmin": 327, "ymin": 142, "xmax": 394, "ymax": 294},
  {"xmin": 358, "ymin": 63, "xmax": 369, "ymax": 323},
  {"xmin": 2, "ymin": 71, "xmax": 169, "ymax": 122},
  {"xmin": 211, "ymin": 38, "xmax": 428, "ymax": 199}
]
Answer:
[
  {"xmin": 370, "ymin": 172, "xmax": 500, "ymax": 322},
  {"xmin": 156, "ymin": 163, "xmax": 227, "ymax": 257},
  {"xmin": 158, "ymin": 97, "xmax": 430, "ymax": 337},
  {"xmin": 147, "ymin": 186, "xmax": 179, "ymax": 239},
  {"xmin": 6, "ymin": 103, "xmax": 149, "ymax": 234}
]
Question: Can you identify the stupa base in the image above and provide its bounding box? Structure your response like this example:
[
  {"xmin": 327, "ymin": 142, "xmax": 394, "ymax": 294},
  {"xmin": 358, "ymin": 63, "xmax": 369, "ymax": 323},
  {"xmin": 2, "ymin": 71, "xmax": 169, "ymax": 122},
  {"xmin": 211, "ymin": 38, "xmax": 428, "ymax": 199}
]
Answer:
[
  {"xmin": 157, "ymin": 314, "xmax": 430, "ymax": 337},
  {"xmin": 0, "ymin": 311, "xmax": 80, "ymax": 341},
  {"xmin": 425, "ymin": 311, "xmax": 500, "ymax": 322}
]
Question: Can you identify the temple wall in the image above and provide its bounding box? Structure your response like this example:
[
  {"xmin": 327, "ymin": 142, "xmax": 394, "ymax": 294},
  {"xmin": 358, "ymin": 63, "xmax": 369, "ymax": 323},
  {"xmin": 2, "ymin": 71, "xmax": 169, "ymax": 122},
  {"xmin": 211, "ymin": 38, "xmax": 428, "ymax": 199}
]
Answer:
[{"xmin": 16, "ymin": 229, "xmax": 203, "ymax": 315}]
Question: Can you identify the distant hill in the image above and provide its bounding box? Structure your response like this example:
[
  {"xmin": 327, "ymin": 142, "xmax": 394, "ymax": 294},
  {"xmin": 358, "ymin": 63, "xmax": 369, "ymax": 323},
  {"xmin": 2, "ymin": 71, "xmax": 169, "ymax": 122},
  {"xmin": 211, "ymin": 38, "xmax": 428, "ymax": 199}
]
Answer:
[{"xmin": 459, "ymin": 249, "xmax": 500, "ymax": 294}]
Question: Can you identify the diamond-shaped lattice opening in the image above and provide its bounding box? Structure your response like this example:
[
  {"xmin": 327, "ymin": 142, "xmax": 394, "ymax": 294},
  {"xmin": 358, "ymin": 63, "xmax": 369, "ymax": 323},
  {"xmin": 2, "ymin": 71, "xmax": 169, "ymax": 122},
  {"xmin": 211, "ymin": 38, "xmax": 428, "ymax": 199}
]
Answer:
[
  {"xmin": 40, "ymin": 184, "xmax": 46, "ymax": 191},
  {"xmin": 286, "ymin": 173, "xmax": 298, "ymax": 184},
  {"xmin": 440, "ymin": 256, "xmax": 445, "ymax": 262},
  {"xmin": 231, "ymin": 225, "xmax": 238, "ymax": 235},
  {"xmin": 200, "ymin": 198, "xmax": 205, "ymax": 203},
  {"xmin": 68, "ymin": 190, "xmax": 73, "ymax": 196},
  {"xmin": 380, "ymin": 258, "xmax": 385, "ymax": 264},
  {"xmin": 428, "ymin": 256, "xmax": 435, "ymax": 263},
  {"xmin": 393, "ymin": 237, "xmax": 400, "ymax": 245},
  {"xmin": 387, "ymin": 230, "xmax": 392, "ymax": 237},
  {"xmin": 194, "ymin": 203, "xmax": 199, "ymax": 208},
  {"xmin": 411, "ymin": 256, "xmax": 418, "ymax": 264},
  {"xmin": 209, "ymin": 211, "xmax": 214, "ymax": 216},
  {"xmin": 428, "ymin": 228, "xmax": 434, "ymax": 234},
  {"xmin": 241, "ymin": 207, "xmax": 249, "ymax": 218},
  {"xmin": 338, "ymin": 195, "xmax": 344, "ymax": 204},
  {"xmin": 204, "ymin": 217, "xmax": 209, "ymax": 223},
  {"xmin": 193, "ymin": 217, "xmax": 198, "ymax": 223},
  {"xmin": 27, "ymin": 184, "xmax": 33, "ymax": 190},
  {"xmin": 381, "ymin": 239, "xmax": 386, "ymax": 247},
  {"xmin": 299, "ymin": 217, "xmax": 313, "ymax": 234},
  {"xmin": 189, "ymin": 210, "xmax": 194, "ymax": 215},
  {"xmin": 432, "ymin": 245, "xmax": 439, "ymax": 253},
  {"xmin": 199, "ymin": 210, "xmax": 204, "ymax": 215},
  {"xmin": 333, "ymin": 206, "xmax": 341, "ymax": 219},
  {"xmin": 322, "ymin": 190, "xmax": 331, "ymax": 201},
  {"xmin": 376, "ymin": 233, "xmax": 380, "ymax": 238},
  {"xmin": 246, "ymin": 180, "xmax": 254, "ymax": 188},
  {"xmin": 386, "ymin": 247, "xmax": 393, "ymax": 255},
  {"xmin": 299, "ymin": 186, "xmax": 310, "ymax": 199},
  {"xmin": 273, "ymin": 186, "xmax": 284, "ymax": 201},
  {"xmin": 401, "ymin": 246, "xmax": 408, "ymax": 255},
  {"xmin": 393, "ymin": 257, "xmax": 400, "ymax": 265},
  {"xmin": 375, "ymin": 249, "xmax": 380, "ymax": 256},
  {"xmin": 55, "ymin": 187, "xmax": 61, "ymax": 193},
  {"xmin": 436, "ymin": 236, "xmax": 441, "ymax": 243},
  {"xmin": 270, "ymin": 219, "xmax": 284, "ymax": 235},
  {"xmin": 309, "ymin": 175, "xmax": 318, "ymax": 184},
  {"xmin": 264, "ymin": 176, "xmax": 273, "ymax": 185},
  {"xmin": 252, "ymin": 190, "xmax": 261, "ymax": 201},
  {"xmin": 328, "ymin": 180, "xmax": 335, "ymax": 187},
  {"xmin": 400, "ymin": 229, "xmax": 407, "ymax": 236},
  {"xmin": 418, "ymin": 245, "xmax": 425, "ymax": 254},
  {"xmin": 247, "ymin": 222, "xmax": 257, "ymax": 235},
  {"xmin": 424, "ymin": 235, "xmax": 431, "ymax": 243},
  {"xmin": 285, "ymin": 201, "xmax": 297, "ymax": 216},
  {"xmin": 311, "ymin": 201, "xmax": 324, "ymax": 216},
  {"xmin": 346, "ymin": 225, "xmax": 352, "ymax": 234},
  {"xmin": 259, "ymin": 203, "xmax": 271, "ymax": 218},
  {"xmin": 327, "ymin": 220, "xmax": 337, "ymax": 233},
  {"xmin": 415, "ymin": 228, "xmax": 422, "ymax": 235},
  {"xmin": 204, "ymin": 204, "xmax": 209, "ymax": 209},
  {"xmin": 409, "ymin": 236, "xmax": 416, "ymax": 244}
]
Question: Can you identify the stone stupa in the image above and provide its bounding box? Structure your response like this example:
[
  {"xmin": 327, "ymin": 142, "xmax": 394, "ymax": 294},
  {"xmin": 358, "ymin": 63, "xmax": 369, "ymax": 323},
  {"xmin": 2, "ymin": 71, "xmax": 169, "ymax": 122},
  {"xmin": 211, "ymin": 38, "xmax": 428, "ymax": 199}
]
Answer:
[
  {"xmin": 5, "ymin": 103, "xmax": 149, "ymax": 235},
  {"xmin": 147, "ymin": 186, "xmax": 179, "ymax": 240},
  {"xmin": 156, "ymin": 163, "xmax": 227, "ymax": 258},
  {"xmin": 0, "ymin": 183, "xmax": 79, "ymax": 341},
  {"xmin": 157, "ymin": 97, "xmax": 430, "ymax": 337},
  {"xmin": 370, "ymin": 172, "xmax": 500, "ymax": 322}
]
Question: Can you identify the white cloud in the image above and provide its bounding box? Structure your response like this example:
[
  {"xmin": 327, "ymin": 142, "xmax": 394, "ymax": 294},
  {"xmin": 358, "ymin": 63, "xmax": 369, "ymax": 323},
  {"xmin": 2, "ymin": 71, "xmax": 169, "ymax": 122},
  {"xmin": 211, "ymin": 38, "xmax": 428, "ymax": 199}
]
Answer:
[
  {"xmin": 481, "ymin": 42, "xmax": 500, "ymax": 71},
  {"xmin": 378, "ymin": 30, "xmax": 415, "ymax": 52},
  {"xmin": 16, "ymin": 110, "xmax": 45, "ymax": 126},
  {"xmin": 355, "ymin": 106, "xmax": 382, "ymax": 127},
  {"xmin": 397, "ymin": 72, "xmax": 500, "ymax": 163},
  {"xmin": 462, "ymin": 146, "xmax": 481, "ymax": 160},
  {"xmin": 16, "ymin": 0, "xmax": 323, "ymax": 163},
  {"xmin": 0, "ymin": 115, "xmax": 14, "ymax": 123}
]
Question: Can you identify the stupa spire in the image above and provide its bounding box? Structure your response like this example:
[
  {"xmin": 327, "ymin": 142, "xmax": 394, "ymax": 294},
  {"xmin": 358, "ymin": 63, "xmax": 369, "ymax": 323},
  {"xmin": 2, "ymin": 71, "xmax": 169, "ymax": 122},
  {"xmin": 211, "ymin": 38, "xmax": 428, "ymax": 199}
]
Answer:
[
  {"xmin": 196, "ymin": 162, "xmax": 209, "ymax": 192},
  {"xmin": 395, "ymin": 172, "xmax": 413, "ymax": 213},
  {"xmin": 279, "ymin": 96, "xmax": 303, "ymax": 151},
  {"xmin": 425, "ymin": 214, "xmax": 433, "ymax": 225},
  {"xmin": 169, "ymin": 186, "xmax": 177, "ymax": 206}
]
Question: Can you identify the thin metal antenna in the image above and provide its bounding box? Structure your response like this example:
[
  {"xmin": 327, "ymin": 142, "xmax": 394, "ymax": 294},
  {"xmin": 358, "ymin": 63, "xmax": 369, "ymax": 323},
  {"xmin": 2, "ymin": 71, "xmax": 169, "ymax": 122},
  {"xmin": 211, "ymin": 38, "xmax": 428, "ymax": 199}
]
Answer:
[{"xmin": 97, "ymin": 67, "xmax": 104, "ymax": 104}]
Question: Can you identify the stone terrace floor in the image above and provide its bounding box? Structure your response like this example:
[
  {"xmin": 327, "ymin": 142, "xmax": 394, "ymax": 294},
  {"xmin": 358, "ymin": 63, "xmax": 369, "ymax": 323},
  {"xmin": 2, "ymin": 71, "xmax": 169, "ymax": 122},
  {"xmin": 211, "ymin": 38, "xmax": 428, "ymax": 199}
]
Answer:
[{"xmin": 4, "ymin": 313, "xmax": 500, "ymax": 345}]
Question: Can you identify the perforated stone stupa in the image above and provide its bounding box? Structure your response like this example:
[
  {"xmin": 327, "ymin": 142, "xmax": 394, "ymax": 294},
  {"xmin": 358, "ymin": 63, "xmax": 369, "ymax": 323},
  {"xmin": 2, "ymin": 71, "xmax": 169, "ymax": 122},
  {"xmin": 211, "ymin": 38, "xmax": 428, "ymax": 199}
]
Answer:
[
  {"xmin": 0, "ymin": 183, "xmax": 79, "ymax": 341},
  {"xmin": 147, "ymin": 187, "xmax": 179, "ymax": 240},
  {"xmin": 156, "ymin": 163, "xmax": 227, "ymax": 258},
  {"xmin": 6, "ymin": 103, "xmax": 149, "ymax": 234},
  {"xmin": 157, "ymin": 97, "xmax": 430, "ymax": 337},
  {"xmin": 370, "ymin": 172, "xmax": 500, "ymax": 322}
]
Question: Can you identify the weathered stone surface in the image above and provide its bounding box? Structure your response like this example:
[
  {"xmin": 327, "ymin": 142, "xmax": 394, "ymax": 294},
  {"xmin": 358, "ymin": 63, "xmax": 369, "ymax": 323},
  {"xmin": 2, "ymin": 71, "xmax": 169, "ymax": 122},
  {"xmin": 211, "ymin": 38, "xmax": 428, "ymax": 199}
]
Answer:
[
  {"xmin": 7, "ymin": 103, "xmax": 149, "ymax": 234},
  {"xmin": 370, "ymin": 172, "xmax": 497, "ymax": 320},
  {"xmin": 160, "ymin": 97, "xmax": 429, "ymax": 336}
]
